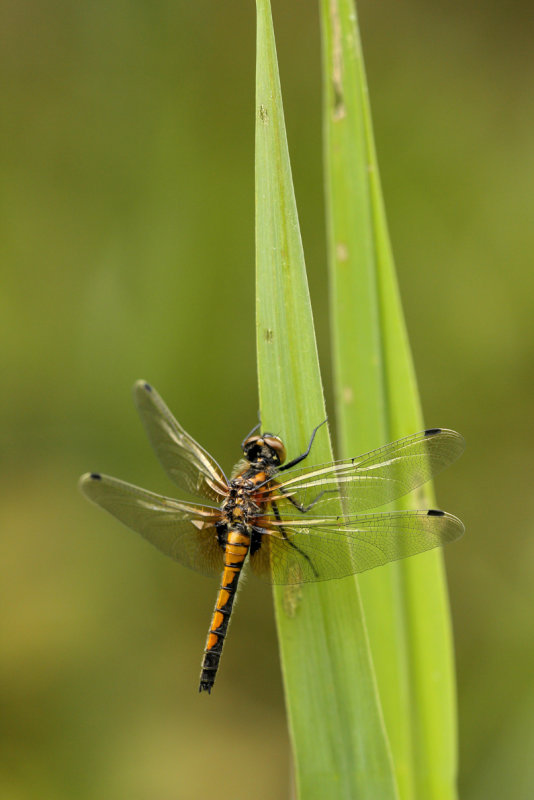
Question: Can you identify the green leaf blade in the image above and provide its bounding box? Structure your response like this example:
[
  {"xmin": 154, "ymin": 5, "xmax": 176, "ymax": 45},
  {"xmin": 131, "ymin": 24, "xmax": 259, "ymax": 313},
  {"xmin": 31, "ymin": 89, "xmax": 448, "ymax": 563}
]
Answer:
[
  {"xmin": 320, "ymin": 1, "xmax": 458, "ymax": 798},
  {"xmin": 255, "ymin": 1, "xmax": 398, "ymax": 798}
]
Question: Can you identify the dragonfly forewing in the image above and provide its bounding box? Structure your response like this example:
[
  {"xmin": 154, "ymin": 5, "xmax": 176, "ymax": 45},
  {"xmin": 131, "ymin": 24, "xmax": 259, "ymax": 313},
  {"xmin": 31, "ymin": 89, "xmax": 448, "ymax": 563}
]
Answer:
[
  {"xmin": 260, "ymin": 428, "xmax": 465, "ymax": 517},
  {"xmin": 133, "ymin": 381, "xmax": 229, "ymax": 503}
]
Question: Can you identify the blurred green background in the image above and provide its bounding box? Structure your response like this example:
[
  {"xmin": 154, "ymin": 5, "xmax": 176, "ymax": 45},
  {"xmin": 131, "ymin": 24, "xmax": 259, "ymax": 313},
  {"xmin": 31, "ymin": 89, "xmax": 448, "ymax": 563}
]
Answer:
[{"xmin": 1, "ymin": 1, "xmax": 533, "ymax": 798}]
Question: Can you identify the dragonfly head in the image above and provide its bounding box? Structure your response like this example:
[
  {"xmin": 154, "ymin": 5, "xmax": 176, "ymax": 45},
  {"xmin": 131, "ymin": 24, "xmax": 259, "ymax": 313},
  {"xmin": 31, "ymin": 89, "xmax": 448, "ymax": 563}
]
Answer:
[{"xmin": 242, "ymin": 433, "xmax": 287, "ymax": 467}]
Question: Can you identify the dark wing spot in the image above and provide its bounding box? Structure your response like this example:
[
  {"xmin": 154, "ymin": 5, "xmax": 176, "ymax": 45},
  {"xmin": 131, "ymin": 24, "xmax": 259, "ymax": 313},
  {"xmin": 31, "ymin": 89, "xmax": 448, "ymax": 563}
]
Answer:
[
  {"xmin": 143, "ymin": 382, "xmax": 152, "ymax": 392},
  {"xmin": 89, "ymin": 473, "xmax": 102, "ymax": 480},
  {"xmin": 427, "ymin": 509, "xmax": 445, "ymax": 516},
  {"xmin": 425, "ymin": 428, "xmax": 442, "ymax": 436}
]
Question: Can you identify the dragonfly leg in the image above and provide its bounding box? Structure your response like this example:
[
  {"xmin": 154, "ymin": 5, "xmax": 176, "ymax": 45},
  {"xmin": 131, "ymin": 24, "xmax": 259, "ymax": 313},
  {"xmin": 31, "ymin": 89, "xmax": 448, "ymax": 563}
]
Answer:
[
  {"xmin": 268, "ymin": 500, "xmax": 319, "ymax": 579},
  {"xmin": 278, "ymin": 484, "xmax": 337, "ymax": 514},
  {"xmin": 278, "ymin": 419, "xmax": 327, "ymax": 472}
]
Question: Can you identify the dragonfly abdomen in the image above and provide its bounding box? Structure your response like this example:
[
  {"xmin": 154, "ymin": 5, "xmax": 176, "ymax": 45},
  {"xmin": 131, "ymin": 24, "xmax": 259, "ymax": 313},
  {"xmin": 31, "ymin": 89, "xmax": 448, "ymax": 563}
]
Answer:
[{"xmin": 199, "ymin": 527, "xmax": 250, "ymax": 693}]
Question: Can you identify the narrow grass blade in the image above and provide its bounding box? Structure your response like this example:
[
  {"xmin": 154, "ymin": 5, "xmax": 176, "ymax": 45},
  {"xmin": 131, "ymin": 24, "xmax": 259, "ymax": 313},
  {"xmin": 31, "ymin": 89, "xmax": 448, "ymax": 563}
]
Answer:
[
  {"xmin": 255, "ymin": 1, "xmax": 399, "ymax": 797},
  {"xmin": 320, "ymin": 1, "xmax": 458, "ymax": 798}
]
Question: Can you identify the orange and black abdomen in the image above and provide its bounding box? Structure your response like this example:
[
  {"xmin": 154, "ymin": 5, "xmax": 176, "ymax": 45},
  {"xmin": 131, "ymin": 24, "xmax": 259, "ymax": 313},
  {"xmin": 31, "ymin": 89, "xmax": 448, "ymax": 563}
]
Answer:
[{"xmin": 199, "ymin": 527, "xmax": 250, "ymax": 693}]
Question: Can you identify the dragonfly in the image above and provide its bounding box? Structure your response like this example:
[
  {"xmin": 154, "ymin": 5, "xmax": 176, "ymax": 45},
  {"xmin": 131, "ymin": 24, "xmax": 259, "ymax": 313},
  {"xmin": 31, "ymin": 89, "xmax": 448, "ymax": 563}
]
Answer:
[{"xmin": 79, "ymin": 381, "xmax": 465, "ymax": 694}]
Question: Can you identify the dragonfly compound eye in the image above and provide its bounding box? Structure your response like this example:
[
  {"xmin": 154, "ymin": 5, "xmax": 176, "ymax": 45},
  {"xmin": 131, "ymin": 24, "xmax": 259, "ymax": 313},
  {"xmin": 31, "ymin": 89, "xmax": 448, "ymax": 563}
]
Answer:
[{"xmin": 263, "ymin": 435, "xmax": 287, "ymax": 465}]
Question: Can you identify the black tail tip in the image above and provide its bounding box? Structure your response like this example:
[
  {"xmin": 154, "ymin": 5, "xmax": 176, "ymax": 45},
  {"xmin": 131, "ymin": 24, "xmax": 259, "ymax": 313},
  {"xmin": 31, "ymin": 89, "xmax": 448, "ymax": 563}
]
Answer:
[{"xmin": 199, "ymin": 683, "xmax": 213, "ymax": 695}]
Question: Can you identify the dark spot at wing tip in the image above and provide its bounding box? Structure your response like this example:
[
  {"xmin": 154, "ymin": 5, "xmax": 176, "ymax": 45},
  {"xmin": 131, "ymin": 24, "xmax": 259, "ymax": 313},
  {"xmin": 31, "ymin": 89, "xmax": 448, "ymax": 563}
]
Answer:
[
  {"xmin": 427, "ymin": 509, "xmax": 445, "ymax": 517},
  {"xmin": 89, "ymin": 473, "xmax": 102, "ymax": 480},
  {"xmin": 143, "ymin": 382, "xmax": 152, "ymax": 392},
  {"xmin": 425, "ymin": 427, "xmax": 442, "ymax": 437}
]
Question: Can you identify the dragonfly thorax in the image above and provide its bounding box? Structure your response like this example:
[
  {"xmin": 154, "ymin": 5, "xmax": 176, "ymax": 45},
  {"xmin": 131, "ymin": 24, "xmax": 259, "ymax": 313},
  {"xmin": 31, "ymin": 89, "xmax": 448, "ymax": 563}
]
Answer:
[{"xmin": 223, "ymin": 481, "xmax": 263, "ymax": 522}]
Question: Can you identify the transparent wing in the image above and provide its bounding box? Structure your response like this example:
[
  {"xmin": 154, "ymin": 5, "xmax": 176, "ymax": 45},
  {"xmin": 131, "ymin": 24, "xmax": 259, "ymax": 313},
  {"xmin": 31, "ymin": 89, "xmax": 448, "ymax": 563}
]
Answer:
[
  {"xmin": 133, "ymin": 381, "xmax": 229, "ymax": 502},
  {"xmin": 79, "ymin": 472, "xmax": 225, "ymax": 578},
  {"xmin": 258, "ymin": 428, "xmax": 465, "ymax": 516},
  {"xmin": 249, "ymin": 510, "xmax": 464, "ymax": 585}
]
